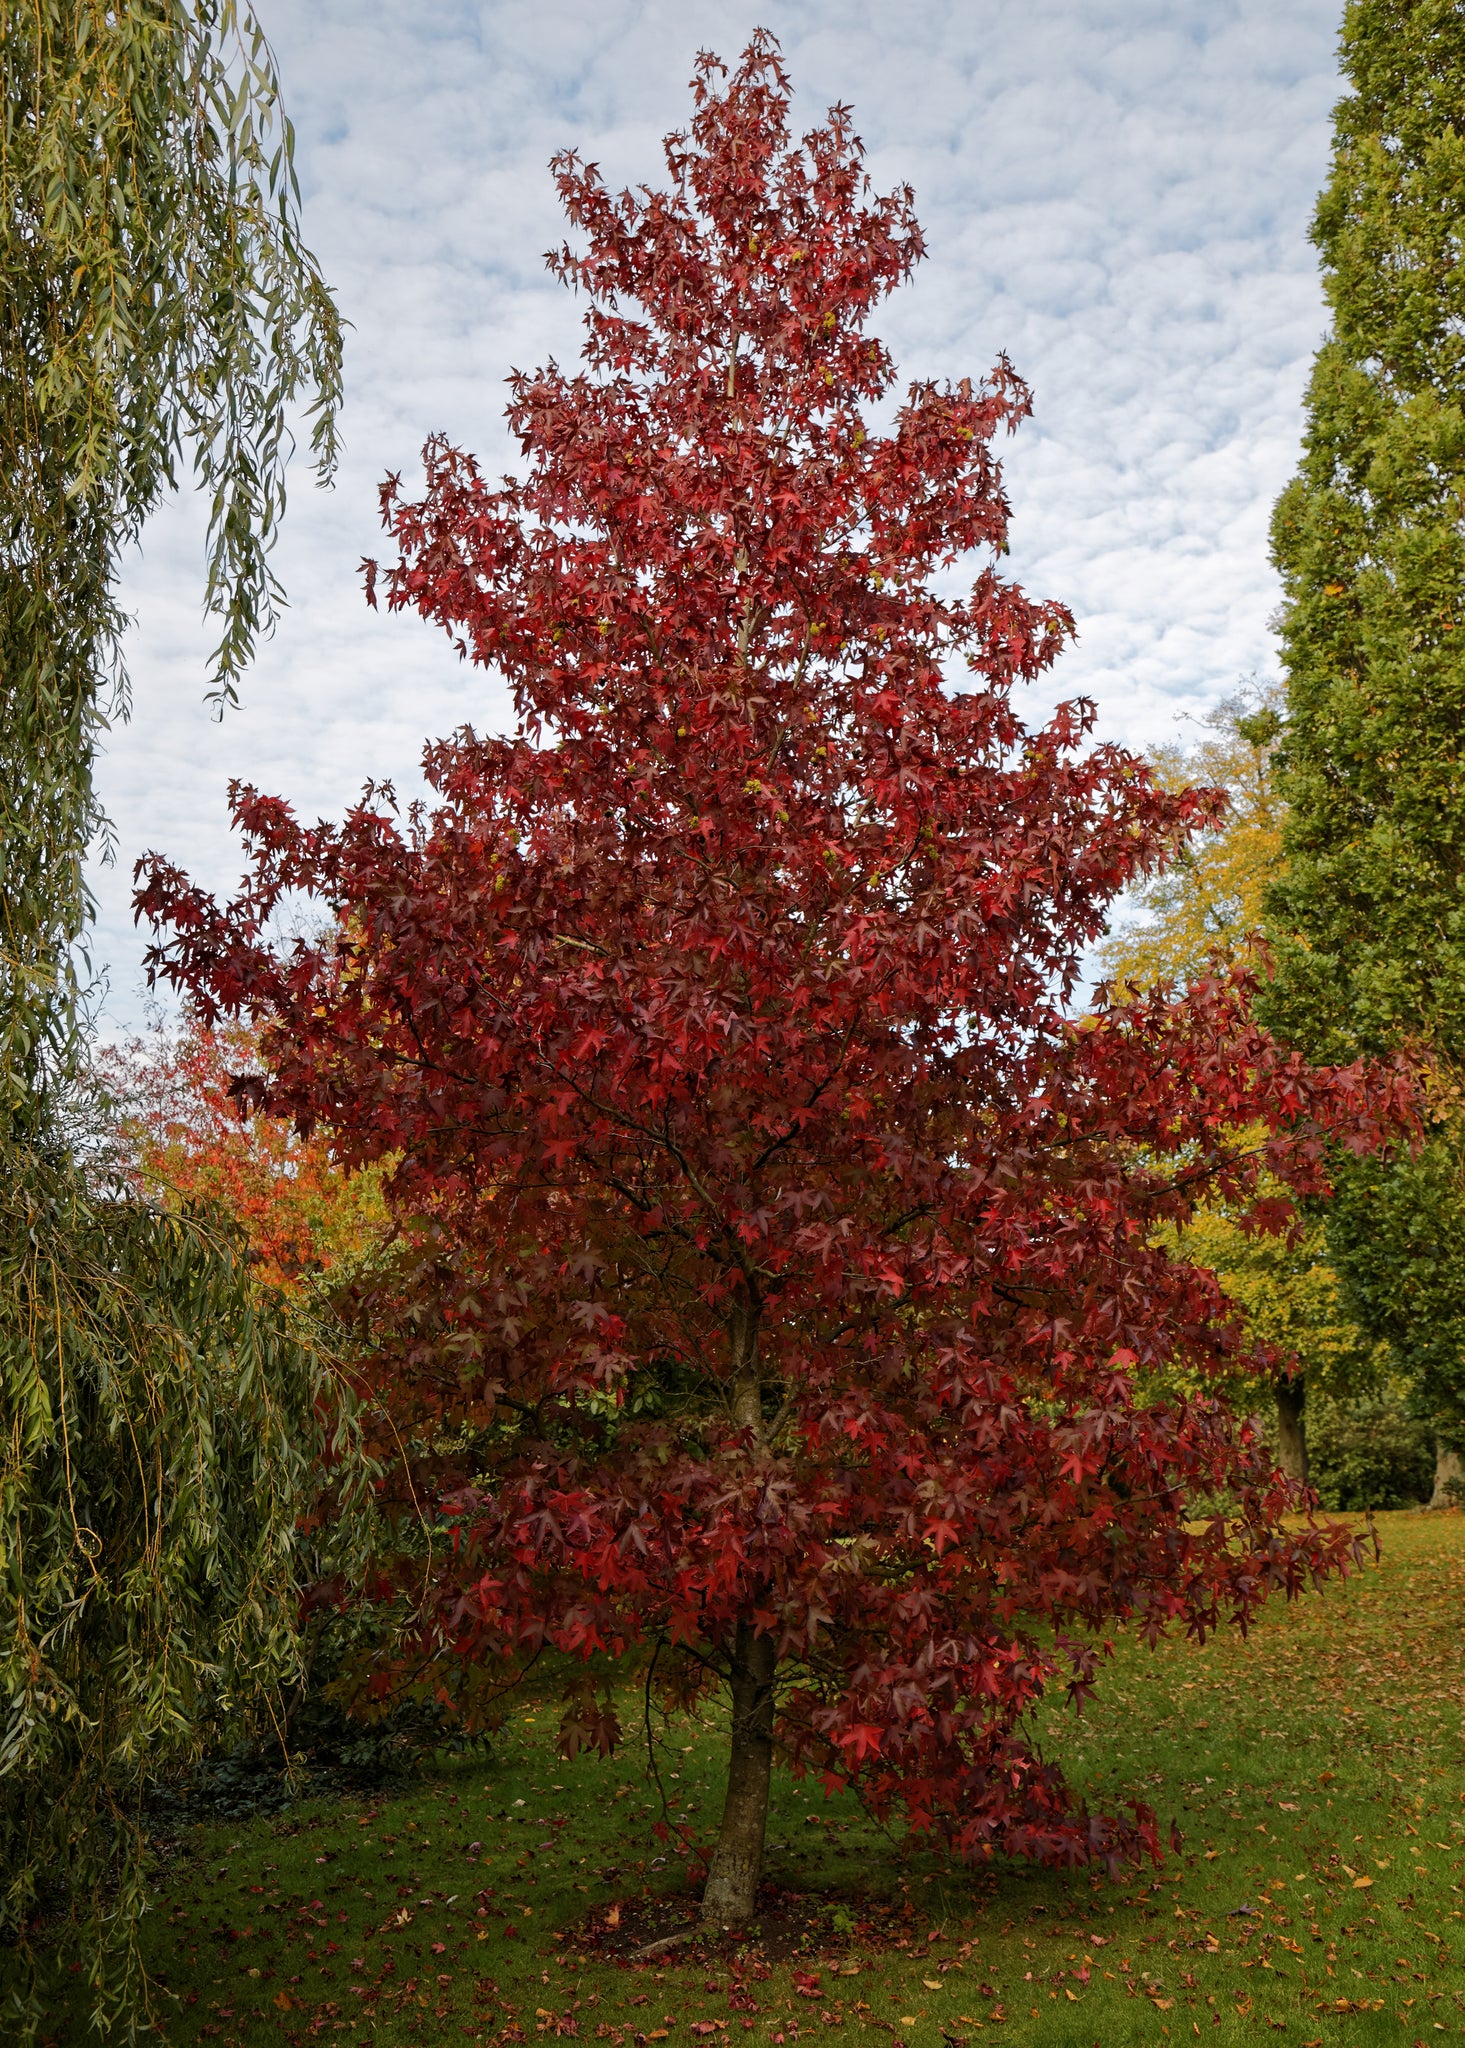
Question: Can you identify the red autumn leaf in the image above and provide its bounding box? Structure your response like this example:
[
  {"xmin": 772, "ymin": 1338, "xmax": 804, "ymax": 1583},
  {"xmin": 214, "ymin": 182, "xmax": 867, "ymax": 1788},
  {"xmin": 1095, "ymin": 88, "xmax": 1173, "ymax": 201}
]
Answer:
[{"xmin": 138, "ymin": 31, "xmax": 1409, "ymax": 1927}]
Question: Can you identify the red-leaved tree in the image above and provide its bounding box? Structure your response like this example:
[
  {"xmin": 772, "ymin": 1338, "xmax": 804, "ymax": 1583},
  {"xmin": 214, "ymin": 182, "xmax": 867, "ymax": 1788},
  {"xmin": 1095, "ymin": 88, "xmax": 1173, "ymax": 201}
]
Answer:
[{"xmin": 138, "ymin": 37, "xmax": 1408, "ymax": 1925}]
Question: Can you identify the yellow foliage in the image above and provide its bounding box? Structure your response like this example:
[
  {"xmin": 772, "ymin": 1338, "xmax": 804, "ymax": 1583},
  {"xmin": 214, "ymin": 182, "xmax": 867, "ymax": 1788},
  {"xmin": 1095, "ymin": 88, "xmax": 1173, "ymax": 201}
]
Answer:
[
  {"xmin": 1165, "ymin": 1193, "xmax": 1379, "ymax": 1410},
  {"xmin": 1106, "ymin": 689, "xmax": 1379, "ymax": 1408},
  {"xmin": 1101, "ymin": 682, "xmax": 1285, "ymax": 993}
]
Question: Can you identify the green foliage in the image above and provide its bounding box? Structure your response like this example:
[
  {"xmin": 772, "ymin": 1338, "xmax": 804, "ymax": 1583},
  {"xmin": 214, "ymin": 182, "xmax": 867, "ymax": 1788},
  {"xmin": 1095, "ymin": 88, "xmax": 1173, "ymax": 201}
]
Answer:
[
  {"xmin": 1311, "ymin": 1108, "xmax": 1465, "ymax": 1437},
  {"xmin": 0, "ymin": 6, "xmax": 347, "ymax": 2035},
  {"xmin": 1306, "ymin": 1384, "xmax": 1434, "ymax": 1511},
  {"xmin": 1264, "ymin": 0, "xmax": 1465, "ymax": 1435},
  {"xmin": 1099, "ymin": 681, "xmax": 1285, "ymax": 994},
  {"xmin": 0, "ymin": 0, "xmax": 342, "ymax": 1127},
  {"xmin": 1267, "ymin": 0, "xmax": 1465, "ymax": 1066},
  {"xmin": 0, "ymin": 1134, "xmax": 361, "ymax": 2041},
  {"xmin": 1103, "ymin": 692, "xmax": 1377, "ymax": 1442}
]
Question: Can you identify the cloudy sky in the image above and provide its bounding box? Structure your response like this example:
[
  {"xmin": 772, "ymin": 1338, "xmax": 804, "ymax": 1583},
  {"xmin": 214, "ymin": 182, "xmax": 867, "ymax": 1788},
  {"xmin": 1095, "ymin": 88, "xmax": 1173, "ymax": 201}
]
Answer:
[{"xmin": 95, "ymin": 0, "xmax": 1345, "ymax": 1033}]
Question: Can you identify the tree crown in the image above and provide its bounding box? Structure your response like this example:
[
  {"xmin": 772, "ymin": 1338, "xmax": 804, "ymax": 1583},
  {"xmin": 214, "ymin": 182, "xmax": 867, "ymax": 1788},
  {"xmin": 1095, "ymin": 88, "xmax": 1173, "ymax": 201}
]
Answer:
[{"xmin": 140, "ymin": 37, "xmax": 1405, "ymax": 1873}]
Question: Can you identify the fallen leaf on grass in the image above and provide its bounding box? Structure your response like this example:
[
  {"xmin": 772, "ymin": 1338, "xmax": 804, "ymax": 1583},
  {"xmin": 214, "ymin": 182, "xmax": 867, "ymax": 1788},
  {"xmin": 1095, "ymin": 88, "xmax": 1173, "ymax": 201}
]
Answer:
[
  {"xmin": 923, "ymin": 1979, "xmax": 943, "ymax": 1991},
  {"xmin": 1352, "ymin": 1876, "xmax": 1374, "ymax": 1889}
]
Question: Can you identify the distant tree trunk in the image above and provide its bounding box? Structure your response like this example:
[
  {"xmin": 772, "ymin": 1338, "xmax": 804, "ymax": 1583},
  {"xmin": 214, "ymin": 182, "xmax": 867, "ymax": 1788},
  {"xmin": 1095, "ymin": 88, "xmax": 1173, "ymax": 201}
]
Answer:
[
  {"xmin": 1276, "ymin": 1375, "xmax": 1308, "ymax": 1487},
  {"xmin": 701, "ymin": 1622, "xmax": 777, "ymax": 1927},
  {"xmin": 1430, "ymin": 1442, "xmax": 1464, "ymax": 1509}
]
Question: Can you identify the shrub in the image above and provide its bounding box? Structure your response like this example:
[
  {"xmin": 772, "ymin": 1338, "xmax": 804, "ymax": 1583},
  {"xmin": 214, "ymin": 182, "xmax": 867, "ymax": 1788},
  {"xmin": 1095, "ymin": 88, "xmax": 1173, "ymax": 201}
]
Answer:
[{"xmin": 1306, "ymin": 1388, "xmax": 1434, "ymax": 1512}]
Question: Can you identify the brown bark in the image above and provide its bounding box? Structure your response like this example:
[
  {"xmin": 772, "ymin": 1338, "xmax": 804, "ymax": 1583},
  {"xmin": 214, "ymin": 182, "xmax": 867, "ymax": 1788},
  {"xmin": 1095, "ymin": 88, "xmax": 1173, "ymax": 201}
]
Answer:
[
  {"xmin": 701, "ymin": 1622, "xmax": 777, "ymax": 1927},
  {"xmin": 1430, "ymin": 1441, "xmax": 1464, "ymax": 1509},
  {"xmin": 1275, "ymin": 1374, "xmax": 1308, "ymax": 1487}
]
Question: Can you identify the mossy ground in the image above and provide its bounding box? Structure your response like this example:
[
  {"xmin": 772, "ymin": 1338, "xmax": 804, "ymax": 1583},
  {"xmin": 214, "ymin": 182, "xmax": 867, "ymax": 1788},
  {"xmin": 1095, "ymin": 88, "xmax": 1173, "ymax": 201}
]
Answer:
[{"xmin": 27, "ymin": 1512, "xmax": 1465, "ymax": 2047}]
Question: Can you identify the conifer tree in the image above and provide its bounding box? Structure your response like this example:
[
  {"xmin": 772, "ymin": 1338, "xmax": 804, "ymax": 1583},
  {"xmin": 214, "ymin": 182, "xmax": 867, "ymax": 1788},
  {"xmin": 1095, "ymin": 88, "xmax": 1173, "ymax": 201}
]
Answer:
[{"xmin": 1266, "ymin": 0, "xmax": 1465, "ymax": 1498}]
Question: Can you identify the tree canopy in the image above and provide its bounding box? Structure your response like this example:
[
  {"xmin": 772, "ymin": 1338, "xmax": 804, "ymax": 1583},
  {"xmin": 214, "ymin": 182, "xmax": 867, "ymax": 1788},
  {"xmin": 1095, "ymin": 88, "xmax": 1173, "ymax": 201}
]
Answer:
[
  {"xmin": 1099, "ymin": 681, "xmax": 1284, "ymax": 995},
  {"xmin": 1098, "ymin": 685, "xmax": 1378, "ymax": 1484},
  {"xmin": 0, "ymin": 4, "xmax": 348, "ymax": 2031},
  {"xmin": 105, "ymin": 1019, "xmax": 390, "ymax": 1294},
  {"xmin": 142, "ymin": 38, "xmax": 1405, "ymax": 1926},
  {"xmin": 0, "ymin": 0, "xmax": 342, "ymax": 1127},
  {"xmin": 1264, "ymin": 0, "xmax": 1465, "ymax": 1455}
]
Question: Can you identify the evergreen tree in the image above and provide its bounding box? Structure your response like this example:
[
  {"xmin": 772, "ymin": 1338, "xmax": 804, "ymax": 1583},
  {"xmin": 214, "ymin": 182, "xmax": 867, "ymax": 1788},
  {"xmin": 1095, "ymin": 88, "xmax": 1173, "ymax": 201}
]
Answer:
[{"xmin": 1265, "ymin": 0, "xmax": 1465, "ymax": 1500}]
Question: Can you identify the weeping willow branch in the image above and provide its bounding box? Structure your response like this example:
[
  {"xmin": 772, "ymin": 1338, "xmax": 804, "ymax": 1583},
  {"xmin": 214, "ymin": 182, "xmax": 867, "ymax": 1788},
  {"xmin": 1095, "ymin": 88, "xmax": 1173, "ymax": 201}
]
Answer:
[
  {"xmin": 0, "ymin": 0, "xmax": 344, "ymax": 1128},
  {"xmin": 0, "ymin": 1140, "xmax": 367, "ymax": 2040},
  {"xmin": 0, "ymin": 6, "xmax": 348, "ymax": 2036}
]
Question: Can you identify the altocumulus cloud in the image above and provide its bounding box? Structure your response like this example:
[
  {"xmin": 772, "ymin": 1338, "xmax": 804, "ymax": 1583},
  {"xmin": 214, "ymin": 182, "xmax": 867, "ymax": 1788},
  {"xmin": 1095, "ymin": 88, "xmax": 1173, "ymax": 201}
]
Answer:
[{"xmin": 95, "ymin": 0, "xmax": 1343, "ymax": 1030}]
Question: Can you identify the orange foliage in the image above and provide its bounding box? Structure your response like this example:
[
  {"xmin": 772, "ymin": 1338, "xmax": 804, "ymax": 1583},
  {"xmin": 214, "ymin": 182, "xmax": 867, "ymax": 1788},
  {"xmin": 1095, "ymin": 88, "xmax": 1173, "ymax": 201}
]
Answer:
[{"xmin": 105, "ymin": 1021, "xmax": 387, "ymax": 1294}]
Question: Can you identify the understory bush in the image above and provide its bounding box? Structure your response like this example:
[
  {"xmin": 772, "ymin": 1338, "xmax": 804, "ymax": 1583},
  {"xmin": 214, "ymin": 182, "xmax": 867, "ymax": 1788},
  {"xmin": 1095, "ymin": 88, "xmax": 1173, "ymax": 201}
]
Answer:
[{"xmin": 1306, "ymin": 1387, "xmax": 1434, "ymax": 1512}]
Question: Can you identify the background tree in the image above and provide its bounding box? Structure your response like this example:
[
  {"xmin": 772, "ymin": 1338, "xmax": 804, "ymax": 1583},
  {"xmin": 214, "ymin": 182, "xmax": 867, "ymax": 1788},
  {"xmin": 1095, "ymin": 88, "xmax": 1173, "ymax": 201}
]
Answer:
[
  {"xmin": 142, "ymin": 40, "xmax": 1404, "ymax": 1930},
  {"xmin": 1098, "ymin": 686, "xmax": 1365, "ymax": 1484},
  {"xmin": 104, "ymin": 1018, "xmax": 390, "ymax": 1293},
  {"xmin": 1264, "ymin": 0, "xmax": 1465, "ymax": 1504},
  {"xmin": 1099, "ymin": 681, "xmax": 1285, "ymax": 995},
  {"xmin": 0, "ymin": 3, "xmax": 349, "ymax": 2032},
  {"xmin": 1158, "ymin": 1191, "xmax": 1378, "ymax": 1485},
  {"xmin": 0, "ymin": 1138, "xmax": 349, "ymax": 2036}
]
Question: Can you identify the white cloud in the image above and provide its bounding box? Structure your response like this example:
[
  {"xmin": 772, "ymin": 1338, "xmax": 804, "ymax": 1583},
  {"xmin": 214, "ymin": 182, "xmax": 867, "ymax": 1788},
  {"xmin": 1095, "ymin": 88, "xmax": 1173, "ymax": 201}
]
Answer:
[{"xmin": 93, "ymin": 0, "xmax": 1344, "ymax": 1032}]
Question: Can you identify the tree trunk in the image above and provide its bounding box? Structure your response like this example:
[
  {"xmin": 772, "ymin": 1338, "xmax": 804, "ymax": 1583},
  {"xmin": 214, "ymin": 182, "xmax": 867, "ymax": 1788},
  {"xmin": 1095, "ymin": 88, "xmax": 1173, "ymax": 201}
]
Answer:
[
  {"xmin": 701, "ymin": 1622, "xmax": 777, "ymax": 1928},
  {"xmin": 1430, "ymin": 1441, "xmax": 1464, "ymax": 1509},
  {"xmin": 1275, "ymin": 1374, "xmax": 1308, "ymax": 1487}
]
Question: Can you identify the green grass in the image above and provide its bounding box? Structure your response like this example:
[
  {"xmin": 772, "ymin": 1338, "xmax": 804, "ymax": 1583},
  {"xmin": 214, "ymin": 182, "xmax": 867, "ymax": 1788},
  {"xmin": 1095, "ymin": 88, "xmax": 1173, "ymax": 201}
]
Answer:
[{"xmin": 27, "ymin": 1511, "xmax": 1465, "ymax": 2046}]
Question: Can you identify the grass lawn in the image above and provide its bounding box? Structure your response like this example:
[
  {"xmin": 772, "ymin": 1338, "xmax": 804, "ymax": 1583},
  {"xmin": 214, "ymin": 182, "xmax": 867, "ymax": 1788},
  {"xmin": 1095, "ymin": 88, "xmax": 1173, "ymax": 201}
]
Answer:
[{"xmin": 28, "ymin": 1511, "xmax": 1465, "ymax": 2047}]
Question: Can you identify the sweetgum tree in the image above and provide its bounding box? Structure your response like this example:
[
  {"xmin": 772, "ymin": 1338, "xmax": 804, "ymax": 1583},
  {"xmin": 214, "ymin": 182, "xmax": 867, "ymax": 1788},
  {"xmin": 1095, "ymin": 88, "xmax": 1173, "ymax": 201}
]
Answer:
[{"xmin": 140, "ymin": 39, "xmax": 1405, "ymax": 1925}]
